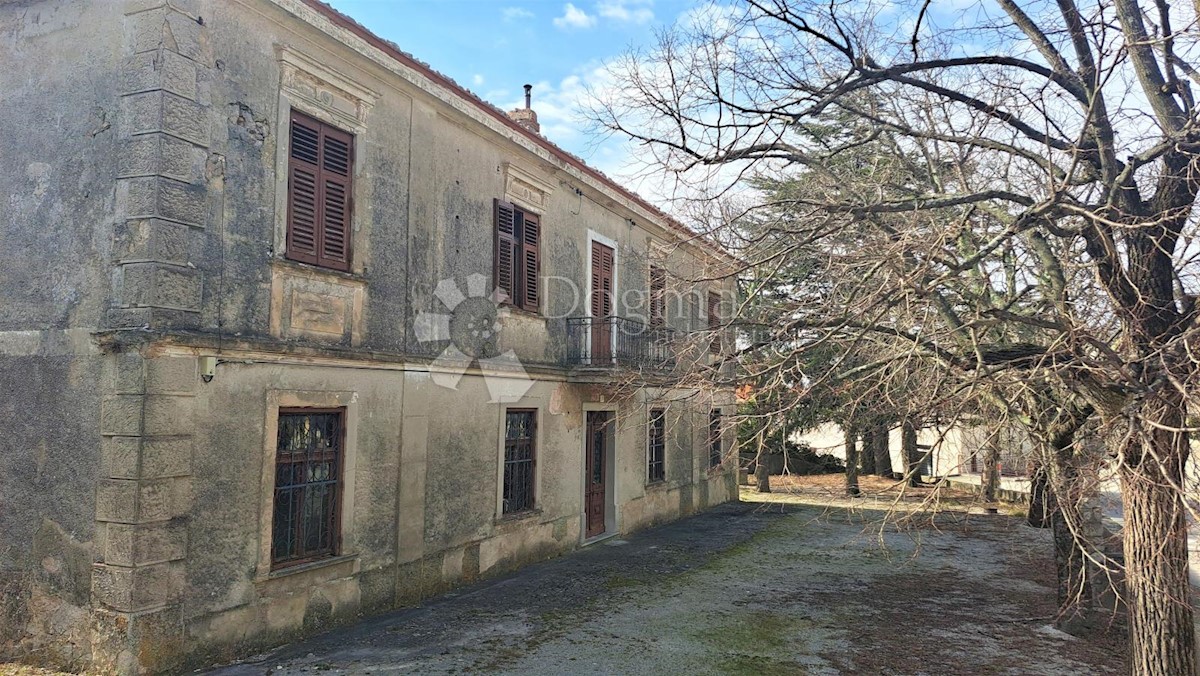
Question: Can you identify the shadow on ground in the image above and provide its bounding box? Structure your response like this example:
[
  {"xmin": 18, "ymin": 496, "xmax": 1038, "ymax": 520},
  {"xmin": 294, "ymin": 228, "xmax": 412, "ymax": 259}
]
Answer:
[{"xmin": 204, "ymin": 494, "xmax": 1127, "ymax": 675}]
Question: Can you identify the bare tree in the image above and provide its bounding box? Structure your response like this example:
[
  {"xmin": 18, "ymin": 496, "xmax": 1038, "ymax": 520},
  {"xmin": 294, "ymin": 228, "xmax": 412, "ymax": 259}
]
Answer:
[{"xmin": 589, "ymin": 1, "xmax": 1200, "ymax": 671}]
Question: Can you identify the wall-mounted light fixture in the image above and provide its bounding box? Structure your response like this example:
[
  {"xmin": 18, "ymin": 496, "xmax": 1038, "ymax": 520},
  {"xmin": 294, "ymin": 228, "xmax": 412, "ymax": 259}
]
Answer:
[{"xmin": 200, "ymin": 356, "xmax": 217, "ymax": 383}]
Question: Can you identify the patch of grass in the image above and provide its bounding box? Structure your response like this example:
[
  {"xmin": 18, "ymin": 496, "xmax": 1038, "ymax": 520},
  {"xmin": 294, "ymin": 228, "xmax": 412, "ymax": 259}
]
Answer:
[
  {"xmin": 695, "ymin": 611, "xmax": 813, "ymax": 675},
  {"xmin": 605, "ymin": 574, "xmax": 644, "ymax": 589},
  {"xmin": 696, "ymin": 610, "xmax": 794, "ymax": 652},
  {"xmin": 715, "ymin": 654, "xmax": 810, "ymax": 676}
]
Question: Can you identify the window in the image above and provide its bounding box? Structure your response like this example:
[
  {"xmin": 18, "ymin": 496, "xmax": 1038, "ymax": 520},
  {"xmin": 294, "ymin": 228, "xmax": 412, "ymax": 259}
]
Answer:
[
  {"xmin": 494, "ymin": 200, "xmax": 541, "ymax": 312},
  {"xmin": 648, "ymin": 408, "xmax": 666, "ymax": 482},
  {"xmin": 286, "ymin": 110, "xmax": 353, "ymax": 271},
  {"xmin": 709, "ymin": 409, "xmax": 723, "ymax": 468},
  {"xmin": 649, "ymin": 266, "xmax": 666, "ymax": 327},
  {"xmin": 707, "ymin": 291, "xmax": 721, "ymax": 354},
  {"xmin": 503, "ymin": 409, "xmax": 537, "ymax": 514},
  {"xmin": 272, "ymin": 409, "xmax": 345, "ymax": 567}
]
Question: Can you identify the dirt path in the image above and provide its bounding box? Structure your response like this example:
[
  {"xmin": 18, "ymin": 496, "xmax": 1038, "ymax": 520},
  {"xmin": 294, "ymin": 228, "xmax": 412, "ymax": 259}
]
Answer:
[{"xmin": 202, "ymin": 484, "xmax": 1126, "ymax": 675}]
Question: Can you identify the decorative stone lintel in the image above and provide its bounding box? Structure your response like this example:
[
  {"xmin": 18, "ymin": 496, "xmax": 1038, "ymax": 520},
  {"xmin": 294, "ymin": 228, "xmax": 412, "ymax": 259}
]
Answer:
[
  {"xmin": 503, "ymin": 162, "xmax": 554, "ymax": 215},
  {"xmin": 277, "ymin": 45, "xmax": 379, "ymax": 134}
]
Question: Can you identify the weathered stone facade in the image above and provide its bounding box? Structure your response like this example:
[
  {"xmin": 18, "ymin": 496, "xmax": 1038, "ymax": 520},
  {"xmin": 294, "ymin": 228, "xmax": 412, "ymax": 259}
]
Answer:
[{"xmin": 0, "ymin": 1, "xmax": 739, "ymax": 673}]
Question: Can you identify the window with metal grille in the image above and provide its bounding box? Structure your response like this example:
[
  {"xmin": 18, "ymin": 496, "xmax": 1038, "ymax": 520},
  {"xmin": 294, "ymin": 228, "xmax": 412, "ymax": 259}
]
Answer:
[
  {"xmin": 503, "ymin": 409, "xmax": 537, "ymax": 514},
  {"xmin": 707, "ymin": 291, "xmax": 721, "ymax": 354},
  {"xmin": 648, "ymin": 408, "xmax": 666, "ymax": 482},
  {"xmin": 272, "ymin": 409, "xmax": 344, "ymax": 567},
  {"xmin": 494, "ymin": 200, "xmax": 541, "ymax": 312},
  {"xmin": 709, "ymin": 409, "xmax": 723, "ymax": 468},
  {"xmin": 286, "ymin": 110, "xmax": 354, "ymax": 271}
]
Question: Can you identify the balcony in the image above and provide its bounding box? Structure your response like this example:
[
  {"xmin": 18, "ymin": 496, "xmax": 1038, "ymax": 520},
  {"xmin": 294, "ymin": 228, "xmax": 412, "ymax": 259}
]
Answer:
[{"xmin": 565, "ymin": 316, "xmax": 677, "ymax": 370}]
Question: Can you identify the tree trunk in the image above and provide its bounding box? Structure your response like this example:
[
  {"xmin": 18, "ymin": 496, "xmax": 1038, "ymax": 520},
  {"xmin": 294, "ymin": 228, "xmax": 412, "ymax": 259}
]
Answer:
[
  {"xmin": 1049, "ymin": 489, "xmax": 1096, "ymax": 634},
  {"xmin": 1028, "ymin": 464, "xmax": 1052, "ymax": 528},
  {"xmin": 1043, "ymin": 450, "xmax": 1095, "ymax": 633},
  {"xmin": 872, "ymin": 422, "xmax": 892, "ymax": 477},
  {"xmin": 902, "ymin": 419, "xmax": 920, "ymax": 486},
  {"xmin": 1119, "ymin": 394, "xmax": 1195, "ymax": 676},
  {"xmin": 982, "ymin": 435, "xmax": 1001, "ymax": 503},
  {"xmin": 860, "ymin": 426, "xmax": 876, "ymax": 475},
  {"xmin": 1026, "ymin": 412, "xmax": 1102, "ymax": 632},
  {"xmin": 844, "ymin": 428, "xmax": 860, "ymax": 497},
  {"xmin": 754, "ymin": 462, "xmax": 771, "ymax": 493}
]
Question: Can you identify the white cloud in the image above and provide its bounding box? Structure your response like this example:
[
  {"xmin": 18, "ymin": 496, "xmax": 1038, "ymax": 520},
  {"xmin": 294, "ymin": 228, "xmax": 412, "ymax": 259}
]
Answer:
[
  {"xmin": 597, "ymin": 0, "xmax": 654, "ymax": 24},
  {"xmin": 553, "ymin": 3, "xmax": 596, "ymax": 29},
  {"xmin": 473, "ymin": 74, "xmax": 485, "ymax": 87},
  {"xmin": 501, "ymin": 6, "xmax": 534, "ymax": 21}
]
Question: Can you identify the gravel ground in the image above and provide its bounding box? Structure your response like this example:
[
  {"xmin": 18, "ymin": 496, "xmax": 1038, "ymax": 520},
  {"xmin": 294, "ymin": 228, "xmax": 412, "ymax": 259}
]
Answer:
[{"xmin": 202, "ymin": 483, "xmax": 1127, "ymax": 676}]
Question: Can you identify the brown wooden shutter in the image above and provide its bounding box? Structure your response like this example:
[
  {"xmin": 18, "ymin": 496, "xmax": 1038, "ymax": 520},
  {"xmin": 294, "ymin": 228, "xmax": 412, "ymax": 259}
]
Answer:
[
  {"xmin": 590, "ymin": 244, "xmax": 603, "ymax": 318},
  {"xmin": 590, "ymin": 241, "xmax": 615, "ymax": 318},
  {"xmin": 286, "ymin": 113, "xmax": 321, "ymax": 265},
  {"xmin": 649, "ymin": 266, "xmax": 666, "ymax": 327},
  {"xmin": 494, "ymin": 200, "xmax": 517, "ymax": 303},
  {"xmin": 287, "ymin": 111, "xmax": 353, "ymax": 272},
  {"xmin": 521, "ymin": 211, "xmax": 540, "ymax": 311},
  {"xmin": 318, "ymin": 125, "xmax": 353, "ymax": 271},
  {"xmin": 602, "ymin": 247, "xmax": 614, "ymax": 318}
]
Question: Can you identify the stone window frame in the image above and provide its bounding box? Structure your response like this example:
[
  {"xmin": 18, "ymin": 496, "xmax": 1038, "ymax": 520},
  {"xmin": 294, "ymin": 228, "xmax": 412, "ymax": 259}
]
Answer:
[
  {"xmin": 585, "ymin": 230, "xmax": 620, "ymax": 362},
  {"xmin": 256, "ymin": 389, "xmax": 360, "ymax": 582},
  {"xmin": 271, "ymin": 407, "xmax": 346, "ymax": 568},
  {"xmin": 496, "ymin": 408, "xmax": 540, "ymax": 518},
  {"xmin": 272, "ymin": 46, "xmax": 378, "ymax": 276},
  {"xmin": 494, "ymin": 406, "xmax": 543, "ymax": 520},
  {"xmin": 493, "ymin": 199, "xmax": 542, "ymax": 314},
  {"xmin": 496, "ymin": 163, "xmax": 553, "ymax": 317},
  {"xmin": 708, "ymin": 408, "xmax": 724, "ymax": 470},
  {"xmin": 647, "ymin": 406, "xmax": 667, "ymax": 484}
]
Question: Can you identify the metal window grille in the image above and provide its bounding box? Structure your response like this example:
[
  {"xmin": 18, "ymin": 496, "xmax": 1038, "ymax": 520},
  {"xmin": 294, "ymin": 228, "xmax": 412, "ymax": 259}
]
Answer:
[
  {"xmin": 709, "ymin": 410, "xmax": 723, "ymax": 468},
  {"xmin": 272, "ymin": 409, "xmax": 344, "ymax": 567},
  {"xmin": 648, "ymin": 408, "xmax": 666, "ymax": 482},
  {"xmin": 503, "ymin": 409, "xmax": 537, "ymax": 514}
]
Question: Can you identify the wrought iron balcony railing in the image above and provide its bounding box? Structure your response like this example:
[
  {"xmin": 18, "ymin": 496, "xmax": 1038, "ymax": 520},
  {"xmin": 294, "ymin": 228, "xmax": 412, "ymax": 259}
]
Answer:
[{"xmin": 565, "ymin": 316, "xmax": 677, "ymax": 369}]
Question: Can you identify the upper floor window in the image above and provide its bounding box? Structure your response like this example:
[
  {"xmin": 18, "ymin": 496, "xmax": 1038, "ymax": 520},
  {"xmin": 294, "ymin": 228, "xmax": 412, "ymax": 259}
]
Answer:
[
  {"xmin": 503, "ymin": 409, "xmax": 538, "ymax": 514},
  {"xmin": 287, "ymin": 110, "xmax": 353, "ymax": 272},
  {"xmin": 648, "ymin": 408, "xmax": 666, "ymax": 482},
  {"xmin": 494, "ymin": 200, "xmax": 541, "ymax": 312},
  {"xmin": 273, "ymin": 408, "xmax": 345, "ymax": 567},
  {"xmin": 707, "ymin": 291, "xmax": 721, "ymax": 354},
  {"xmin": 649, "ymin": 266, "xmax": 666, "ymax": 328}
]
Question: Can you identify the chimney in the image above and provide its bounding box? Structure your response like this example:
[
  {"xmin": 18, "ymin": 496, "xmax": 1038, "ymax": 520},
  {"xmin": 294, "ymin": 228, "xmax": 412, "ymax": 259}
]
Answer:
[{"xmin": 507, "ymin": 83, "xmax": 540, "ymax": 134}]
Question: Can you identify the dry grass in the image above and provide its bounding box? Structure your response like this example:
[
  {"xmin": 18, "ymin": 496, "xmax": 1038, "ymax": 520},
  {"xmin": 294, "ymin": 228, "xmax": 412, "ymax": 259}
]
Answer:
[
  {"xmin": 0, "ymin": 666, "xmax": 76, "ymax": 676},
  {"xmin": 743, "ymin": 472, "xmax": 1016, "ymax": 514}
]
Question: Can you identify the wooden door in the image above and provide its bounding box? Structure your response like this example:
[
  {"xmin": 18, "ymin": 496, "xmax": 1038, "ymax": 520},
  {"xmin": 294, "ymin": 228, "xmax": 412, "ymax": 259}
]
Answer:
[
  {"xmin": 590, "ymin": 241, "xmax": 615, "ymax": 362},
  {"xmin": 585, "ymin": 411, "xmax": 610, "ymax": 538}
]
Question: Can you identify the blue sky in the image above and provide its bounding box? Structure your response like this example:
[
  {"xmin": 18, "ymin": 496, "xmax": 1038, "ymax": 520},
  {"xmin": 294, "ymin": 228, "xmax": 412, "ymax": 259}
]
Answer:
[{"xmin": 327, "ymin": 0, "xmax": 698, "ymax": 180}]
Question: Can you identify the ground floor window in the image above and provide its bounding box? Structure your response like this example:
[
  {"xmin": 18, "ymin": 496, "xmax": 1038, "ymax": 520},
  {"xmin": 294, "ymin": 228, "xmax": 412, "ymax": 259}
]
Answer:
[
  {"xmin": 503, "ymin": 409, "xmax": 537, "ymax": 514},
  {"xmin": 648, "ymin": 408, "xmax": 666, "ymax": 482},
  {"xmin": 709, "ymin": 409, "xmax": 723, "ymax": 468},
  {"xmin": 273, "ymin": 408, "xmax": 344, "ymax": 567}
]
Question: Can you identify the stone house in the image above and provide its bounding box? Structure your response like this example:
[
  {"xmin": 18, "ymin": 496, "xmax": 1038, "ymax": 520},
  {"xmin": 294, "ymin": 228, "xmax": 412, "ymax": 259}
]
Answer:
[{"xmin": 0, "ymin": 0, "xmax": 739, "ymax": 672}]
